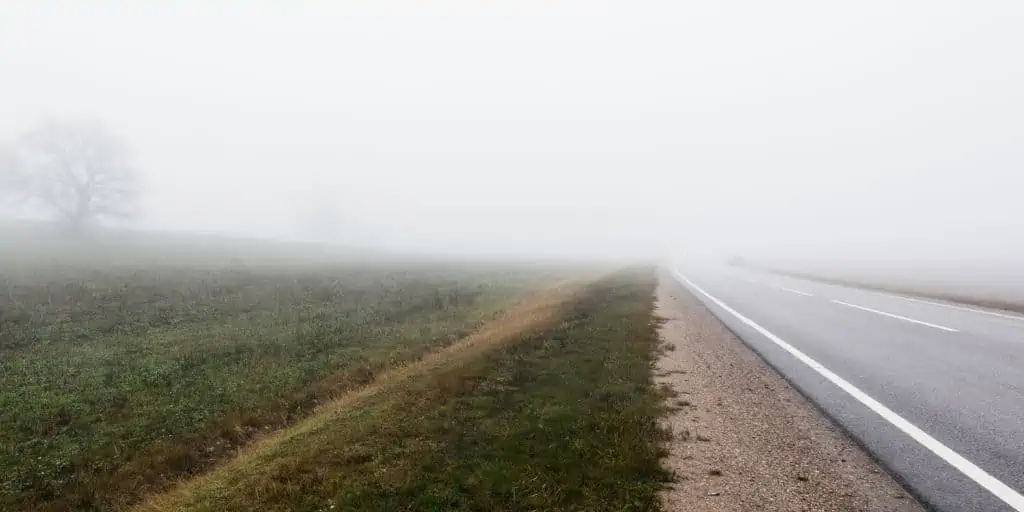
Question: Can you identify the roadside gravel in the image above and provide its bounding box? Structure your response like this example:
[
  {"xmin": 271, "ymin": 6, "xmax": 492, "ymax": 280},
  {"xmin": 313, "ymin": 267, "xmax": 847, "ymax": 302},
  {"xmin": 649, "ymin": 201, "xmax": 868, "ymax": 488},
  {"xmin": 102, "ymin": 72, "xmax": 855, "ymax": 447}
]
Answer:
[{"xmin": 657, "ymin": 271, "xmax": 925, "ymax": 512}]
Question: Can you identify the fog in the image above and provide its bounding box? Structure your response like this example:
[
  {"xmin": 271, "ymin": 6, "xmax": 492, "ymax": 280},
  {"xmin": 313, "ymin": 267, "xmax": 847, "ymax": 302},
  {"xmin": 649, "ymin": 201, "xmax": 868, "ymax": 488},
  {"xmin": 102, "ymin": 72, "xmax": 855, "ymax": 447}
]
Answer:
[{"xmin": 2, "ymin": 1, "xmax": 1023, "ymax": 264}]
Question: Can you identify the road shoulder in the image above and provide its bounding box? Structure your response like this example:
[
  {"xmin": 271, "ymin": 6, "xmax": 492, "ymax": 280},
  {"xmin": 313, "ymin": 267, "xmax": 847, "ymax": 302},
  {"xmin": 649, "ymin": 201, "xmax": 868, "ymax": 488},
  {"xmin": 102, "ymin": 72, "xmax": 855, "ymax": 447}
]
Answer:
[{"xmin": 657, "ymin": 272, "xmax": 924, "ymax": 512}]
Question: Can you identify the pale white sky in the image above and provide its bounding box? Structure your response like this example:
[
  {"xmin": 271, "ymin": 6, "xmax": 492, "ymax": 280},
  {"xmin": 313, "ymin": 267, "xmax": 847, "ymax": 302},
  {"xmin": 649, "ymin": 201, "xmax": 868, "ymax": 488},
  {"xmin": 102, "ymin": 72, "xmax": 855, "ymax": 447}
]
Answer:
[{"xmin": 2, "ymin": 1, "xmax": 1022, "ymax": 259}]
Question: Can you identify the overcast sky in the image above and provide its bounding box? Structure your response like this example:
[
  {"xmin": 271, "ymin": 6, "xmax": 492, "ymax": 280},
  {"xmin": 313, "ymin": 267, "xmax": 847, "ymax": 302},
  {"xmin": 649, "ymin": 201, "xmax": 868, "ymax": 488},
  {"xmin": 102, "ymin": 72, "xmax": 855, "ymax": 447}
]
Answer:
[{"xmin": 2, "ymin": 1, "xmax": 1022, "ymax": 259}]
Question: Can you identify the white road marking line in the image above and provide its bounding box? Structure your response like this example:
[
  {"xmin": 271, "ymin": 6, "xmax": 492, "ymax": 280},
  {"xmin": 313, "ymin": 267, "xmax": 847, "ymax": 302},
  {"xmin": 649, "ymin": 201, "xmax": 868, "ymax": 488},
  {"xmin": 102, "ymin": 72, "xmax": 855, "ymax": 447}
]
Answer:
[
  {"xmin": 724, "ymin": 273, "xmax": 813, "ymax": 297},
  {"xmin": 881, "ymin": 293, "xmax": 1024, "ymax": 322},
  {"xmin": 774, "ymin": 272, "xmax": 1024, "ymax": 322},
  {"xmin": 831, "ymin": 300, "xmax": 959, "ymax": 332},
  {"xmin": 672, "ymin": 270, "xmax": 1024, "ymax": 511},
  {"xmin": 781, "ymin": 287, "xmax": 813, "ymax": 297}
]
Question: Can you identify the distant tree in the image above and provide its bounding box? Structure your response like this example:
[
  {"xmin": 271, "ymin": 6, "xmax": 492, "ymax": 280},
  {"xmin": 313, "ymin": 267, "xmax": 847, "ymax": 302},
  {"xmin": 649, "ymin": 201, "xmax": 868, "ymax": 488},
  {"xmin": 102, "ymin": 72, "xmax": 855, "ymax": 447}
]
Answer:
[
  {"xmin": 0, "ymin": 143, "xmax": 28, "ymax": 219},
  {"xmin": 291, "ymin": 185, "xmax": 346, "ymax": 244},
  {"xmin": 10, "ymin": 120, "xmax": 140, "ymax": 232}
]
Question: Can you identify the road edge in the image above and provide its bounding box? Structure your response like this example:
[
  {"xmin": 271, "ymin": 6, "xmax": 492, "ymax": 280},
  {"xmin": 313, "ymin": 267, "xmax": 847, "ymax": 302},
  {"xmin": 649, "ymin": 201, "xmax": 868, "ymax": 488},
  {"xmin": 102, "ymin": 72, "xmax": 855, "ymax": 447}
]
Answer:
[{"xmin": 659, "ymin": 267, "xmax": 930, "ymax": 511}]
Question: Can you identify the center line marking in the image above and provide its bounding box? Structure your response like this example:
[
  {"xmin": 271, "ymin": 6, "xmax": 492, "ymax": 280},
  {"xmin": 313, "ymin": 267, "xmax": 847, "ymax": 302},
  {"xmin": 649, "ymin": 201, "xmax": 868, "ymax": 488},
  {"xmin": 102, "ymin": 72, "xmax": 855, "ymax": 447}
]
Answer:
[
  {"xmin": 831, "ymin": 300, "xmax": 958, "ymax": 332},
  {"xmin": 781, "ymin": 287, "xmax": 813, "ymax": 297},
  {"xmin": 882, "ymin": 293, "xmax": 1024, "ymax": 322},
  {"xmin": 672, "ymin": 270, "xmax": 1024, "ymax": 511}
]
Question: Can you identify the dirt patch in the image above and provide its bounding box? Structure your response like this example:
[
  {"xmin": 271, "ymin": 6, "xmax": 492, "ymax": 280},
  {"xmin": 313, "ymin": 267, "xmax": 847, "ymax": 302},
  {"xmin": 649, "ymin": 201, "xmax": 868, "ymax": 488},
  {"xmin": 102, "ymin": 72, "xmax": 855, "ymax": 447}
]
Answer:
[{"xmin": 656, "ymin": 271, "xmax": 924, "ymax": 512}]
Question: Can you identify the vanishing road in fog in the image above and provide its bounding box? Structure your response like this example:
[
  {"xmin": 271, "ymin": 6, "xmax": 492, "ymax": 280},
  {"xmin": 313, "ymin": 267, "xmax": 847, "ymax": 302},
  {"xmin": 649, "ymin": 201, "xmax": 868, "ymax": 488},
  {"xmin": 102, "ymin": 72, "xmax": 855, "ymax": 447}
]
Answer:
[{"xmin": 673, "ymin": 266, "xmax": 1024, "ymax": 512}]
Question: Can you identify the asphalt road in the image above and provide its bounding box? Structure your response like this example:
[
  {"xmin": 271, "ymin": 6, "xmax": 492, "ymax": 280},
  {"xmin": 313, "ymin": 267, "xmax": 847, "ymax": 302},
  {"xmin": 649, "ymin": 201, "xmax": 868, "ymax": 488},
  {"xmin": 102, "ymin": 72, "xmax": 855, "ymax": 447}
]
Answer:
[{"xmin": 671, "ymin": 265, "xmax": 1024, "ymax": 512}]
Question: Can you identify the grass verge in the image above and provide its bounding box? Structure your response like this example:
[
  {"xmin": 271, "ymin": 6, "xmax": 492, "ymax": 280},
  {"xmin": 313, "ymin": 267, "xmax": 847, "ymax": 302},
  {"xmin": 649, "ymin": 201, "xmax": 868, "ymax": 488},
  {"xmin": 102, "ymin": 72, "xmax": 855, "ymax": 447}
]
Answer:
[{"xmin": 136, "ymin": 268, "xmax": 670, "ymax": 512}]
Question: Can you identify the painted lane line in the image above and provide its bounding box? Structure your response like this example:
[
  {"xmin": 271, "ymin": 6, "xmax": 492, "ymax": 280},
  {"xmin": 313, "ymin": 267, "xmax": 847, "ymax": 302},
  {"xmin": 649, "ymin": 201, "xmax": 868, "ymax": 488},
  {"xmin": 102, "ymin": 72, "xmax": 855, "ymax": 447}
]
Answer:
[
  {"xmin": 883, "ymin": 293, "xmax": 1024, "ymax": 322},
  {"xmin": 781, "ymin": 287, "xmax": 813, "ymax": 297},
  {"xmin": 672, "ymin": 270, "xmax": 1024, "ymax": 511},
  {"xmin": 775, "ymin": 273, "xmax": 1024, "ymax": 322},
  {"xmin": 724, "ymin": 273, "xmax": 813, "ymax": 297},
  {"xmin": 831, "ymin": 300, "xmax": 959, "ymax": 332}
]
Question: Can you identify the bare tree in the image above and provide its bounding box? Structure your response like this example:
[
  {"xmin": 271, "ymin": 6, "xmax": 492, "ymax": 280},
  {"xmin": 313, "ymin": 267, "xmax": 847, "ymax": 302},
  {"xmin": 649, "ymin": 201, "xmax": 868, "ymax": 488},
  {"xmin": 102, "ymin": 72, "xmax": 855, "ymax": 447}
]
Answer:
[
  {"xmin": 11, "ymin": 120, "xmax": 140, "ymax": 232},
  {"xmin": 291, "ymin": 183, "xmax": 346, "ymax": 244}
]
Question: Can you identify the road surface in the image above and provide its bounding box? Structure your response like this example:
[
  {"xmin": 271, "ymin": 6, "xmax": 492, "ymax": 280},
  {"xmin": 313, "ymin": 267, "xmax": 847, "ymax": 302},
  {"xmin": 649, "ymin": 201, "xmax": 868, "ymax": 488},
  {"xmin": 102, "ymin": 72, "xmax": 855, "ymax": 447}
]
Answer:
[{"xmin": 671, "ymin": 265, "xmax": 1024, "ymax": 512}]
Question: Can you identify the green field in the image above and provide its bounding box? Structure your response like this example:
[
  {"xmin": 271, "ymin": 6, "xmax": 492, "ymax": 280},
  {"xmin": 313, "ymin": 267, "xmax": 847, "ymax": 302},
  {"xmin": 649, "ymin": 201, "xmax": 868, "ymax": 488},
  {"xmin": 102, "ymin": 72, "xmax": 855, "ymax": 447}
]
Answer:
[
  {"xmin": 0, "ymin": 258, "xmax": 555, "ymax": 511},
  {"xmin": 139, "ymin": 270, "xmax": 670, "ymax": 512}
]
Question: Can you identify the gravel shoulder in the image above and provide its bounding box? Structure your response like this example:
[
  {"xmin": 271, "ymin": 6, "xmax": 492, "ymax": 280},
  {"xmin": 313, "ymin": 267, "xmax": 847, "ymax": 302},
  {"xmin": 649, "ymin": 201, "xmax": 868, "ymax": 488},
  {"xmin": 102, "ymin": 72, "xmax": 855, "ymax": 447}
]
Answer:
[{"xmin": 657, "ymin": 271, "xmax": 925, "ymax": 512}]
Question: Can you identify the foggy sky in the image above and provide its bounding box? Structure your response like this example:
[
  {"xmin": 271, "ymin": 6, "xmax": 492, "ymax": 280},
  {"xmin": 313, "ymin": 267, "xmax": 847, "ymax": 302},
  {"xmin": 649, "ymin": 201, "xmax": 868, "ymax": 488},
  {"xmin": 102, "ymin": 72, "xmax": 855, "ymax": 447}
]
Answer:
[{"xmin": 2, "ymin": 1, "xmax": 1022, "ymax": 260}]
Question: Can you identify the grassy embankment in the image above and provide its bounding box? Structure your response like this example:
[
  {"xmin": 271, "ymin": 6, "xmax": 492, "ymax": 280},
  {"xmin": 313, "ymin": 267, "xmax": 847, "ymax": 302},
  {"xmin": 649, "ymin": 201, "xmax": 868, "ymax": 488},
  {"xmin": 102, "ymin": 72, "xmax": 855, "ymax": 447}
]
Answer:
[
  {"xmin": 138, "ymin": 269, "xmax": 671, "ymax": 512},
  {"xmin": 1, "ymin": 259, "xmax": 556, "ymax": 511}
]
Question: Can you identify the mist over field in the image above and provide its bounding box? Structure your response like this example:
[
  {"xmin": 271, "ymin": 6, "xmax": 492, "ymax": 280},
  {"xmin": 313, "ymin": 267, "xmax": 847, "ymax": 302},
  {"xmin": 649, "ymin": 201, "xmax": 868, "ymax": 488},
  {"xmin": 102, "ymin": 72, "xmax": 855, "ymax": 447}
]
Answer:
[
  {"xmin": 5, "ymin": 4, "xmax": 1024, "ymax": 511},
  {"xmin": 2, "ymin": 1, "xmax": 1022, "ymax": 270}
]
